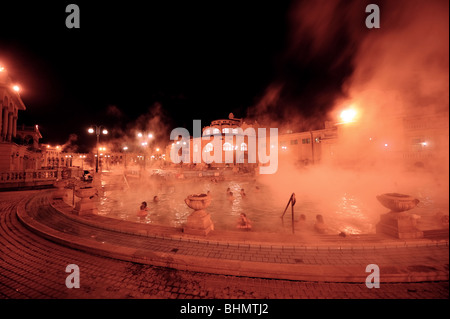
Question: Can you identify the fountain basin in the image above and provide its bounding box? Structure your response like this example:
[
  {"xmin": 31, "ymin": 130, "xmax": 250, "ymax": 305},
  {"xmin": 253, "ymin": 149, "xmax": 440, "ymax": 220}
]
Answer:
[
  {"xmin": 184, "ymin": 193, "xmax": 211, "ymax": 211},
  {"xmin": 376, "ymin": 193, "xmax": 419, "ymax": 212},
  {"xmin": 184, "ymin": 193, "xmax": 214, "ymax": 236},
  {"xmin": 74, "ymin": 187, "xmax": 98, "ymax": 216}
]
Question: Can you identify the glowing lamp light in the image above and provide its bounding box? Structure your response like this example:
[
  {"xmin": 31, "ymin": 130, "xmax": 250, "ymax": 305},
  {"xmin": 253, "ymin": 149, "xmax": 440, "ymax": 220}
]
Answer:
[
  {"xmin": 88, "ymin": 128, "xmax": 94, "ymax": 134},
  {"xmin": 102, "ymin": 129, "xmax": 108, "ymax": 135},
  {"xmin": 137, "ymin": 132, "xmax": 143, "ymax": 138},
  {"xmin": 384, "ymin": 143, "xmax": 388, "ymax": 147},
  {"xmin": 340, "ymin": 109, "xmax": 357, "ymax": 123},
  {"xmin": 13, "ymin": 85, "xmax": 20, "ymax": 92},
  {"xmin": 0, "ymin": 66, "xmax": 5, "ymax": 72},
  {"xmin": 123, "ymin": 146, "xmax": 128, "ymax": 151},
  {"xmin": 156, "ymin": 148, "xmax": 160, "ymax": 152},
  {"xmin": 148, "ymin": 133, "xmax": 153, "ymax": 138}
]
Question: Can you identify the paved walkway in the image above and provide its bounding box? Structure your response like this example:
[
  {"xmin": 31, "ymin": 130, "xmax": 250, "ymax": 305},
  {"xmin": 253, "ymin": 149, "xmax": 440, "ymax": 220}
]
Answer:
[{"xmin": 1, "ymin": 190, "xmax": 449, "ymax": 299}]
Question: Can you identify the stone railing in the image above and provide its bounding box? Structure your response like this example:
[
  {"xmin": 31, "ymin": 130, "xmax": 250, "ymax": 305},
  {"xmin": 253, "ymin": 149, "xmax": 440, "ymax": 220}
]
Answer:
[{"xmin": 0, "ymin": 169, "xmax": 60, "ymax": 186}]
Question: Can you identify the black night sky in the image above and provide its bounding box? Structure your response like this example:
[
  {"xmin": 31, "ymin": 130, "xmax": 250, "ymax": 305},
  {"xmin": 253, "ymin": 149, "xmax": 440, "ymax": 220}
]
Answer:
[{"xmin": 0, "ymin": 1, "xmax": 361, "ymax": 152}]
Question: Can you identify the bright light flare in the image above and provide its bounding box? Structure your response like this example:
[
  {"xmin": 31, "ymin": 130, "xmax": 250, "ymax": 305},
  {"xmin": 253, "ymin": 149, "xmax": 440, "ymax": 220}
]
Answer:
[
  {"xmin": 13, "ymin": 85, "xmax": 20, "ymax": 92},
  {"xmin": 340, "ymin": 109, "xmax": 357, "ymax": 123},
  {"xmin": 88, "ymin": 128, "xmax": 94, "ymax": 134},
  {"xmin": 102, "ymin": 129, "xmax": 108, "ymax": 135},
  {"xmin": 0, "ymin": 66, "xmax": 4, "ymax": 72}
]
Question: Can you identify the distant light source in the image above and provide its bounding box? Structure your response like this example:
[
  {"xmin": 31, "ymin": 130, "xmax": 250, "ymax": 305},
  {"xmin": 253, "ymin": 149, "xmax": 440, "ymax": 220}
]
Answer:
[
  {"xmin": 384, "ymin": 143, "xmax": 388, "ymax": 147},
  {"xmin": 156, "ymin": 148, "xmax": 160, "ymax": 152},
  {"xmin": 13, "ymin": 85, "xmax": 20, "ymax": 92},
  {"xmin": 102, "ymin": 129, "xmax": 108, "ymax": 135},
  {"xmin": 0, "ymin": 66, "xmax": 4, "ymax": 72},
  {"xmin": 421, "ymin": 142, "xmax": 427, "ymax": 146},
  {"xmin": 148, "ymin": 133, "xmax": 153, "ymax": 138},
  {"xmin": 123, "ymin": 146, "xmax": 128, "ymax": 151},
  {"xmin": 137, "ymin": 132, "xmax": 143, "ymax": 138},
  {"xmin": 88, "ymin": 128, "xmax": 94, "ymax": 134},
  {"xmin": 340, "ymin": 109, "xmax": 357, "ymax": 123}
]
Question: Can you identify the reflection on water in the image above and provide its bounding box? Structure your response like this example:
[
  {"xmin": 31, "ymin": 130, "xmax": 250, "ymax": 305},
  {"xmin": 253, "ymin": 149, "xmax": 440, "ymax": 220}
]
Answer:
[{"xmin": 98, "ymin": 178, "xmax": 387, "ymax": 234}]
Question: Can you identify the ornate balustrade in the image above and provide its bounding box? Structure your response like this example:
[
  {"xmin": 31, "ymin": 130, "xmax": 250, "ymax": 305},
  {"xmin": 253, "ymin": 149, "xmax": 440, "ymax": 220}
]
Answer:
[{"xmin": 0, "ymin": 169, "xmax": 59, "ymax": 185}]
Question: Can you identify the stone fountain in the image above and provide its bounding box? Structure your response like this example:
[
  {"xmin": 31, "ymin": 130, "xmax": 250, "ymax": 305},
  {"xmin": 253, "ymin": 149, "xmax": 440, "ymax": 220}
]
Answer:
[
  {"xmin": 183, "ymin": 193, "xmax": 214, "ymax": 236},
  {"xmin": 52, "ymin": 180, "xmax": 68, "ymax": 200},
  {"xmin": 74, "ymin": 187, "xmax": 98, "ymax": 216},
  {"xmin": 375, "ymin": 193, "xmax": 423, "ymax": 239}
]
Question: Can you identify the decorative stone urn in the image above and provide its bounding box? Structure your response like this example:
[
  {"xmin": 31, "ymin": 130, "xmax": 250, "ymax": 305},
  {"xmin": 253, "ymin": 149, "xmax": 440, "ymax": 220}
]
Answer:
[
  {"xmin": 375, "ymin": 193, "xmax": 423, "ymax": 239},
  {"xmin": 74, "ymin": 187, "xmax": 98, "ymax": 216},
  {"xmin": 183, "ymin": 193, "xmax": 214, "ymax": 236},
  {"xmin": 52, "ymin": 180, "xmax": 68, "ymax": 200}
]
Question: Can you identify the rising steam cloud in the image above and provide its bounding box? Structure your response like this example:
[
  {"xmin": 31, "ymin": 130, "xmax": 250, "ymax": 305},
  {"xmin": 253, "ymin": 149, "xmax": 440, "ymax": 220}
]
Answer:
[{"xmin": 248, "ymin": 0, "xmax": 449, "ymax": 229}]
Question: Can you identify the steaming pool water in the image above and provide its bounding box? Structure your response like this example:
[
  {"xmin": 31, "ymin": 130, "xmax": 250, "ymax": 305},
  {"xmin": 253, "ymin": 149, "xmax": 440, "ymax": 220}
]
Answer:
[{"xmin": 96, "ymin": 177, "xmax": 386, "ymax": 234}]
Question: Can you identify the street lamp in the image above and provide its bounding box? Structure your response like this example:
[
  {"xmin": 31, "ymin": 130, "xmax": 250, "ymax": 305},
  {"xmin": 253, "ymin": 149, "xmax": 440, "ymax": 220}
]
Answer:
[
  {"xmin": 339, "ymin": 108, "xmax": 357, "ymax": 124},
  {"xmin": 88, "ymin": 125, "xmax": 108, "ymax": 173},
  {"xmin": 123, "ymin": 146, "xmax": 128, "ymax": 168},
  {"xmin": 136, "ymin": 131, "xmax": 153, "ymax": 170}
]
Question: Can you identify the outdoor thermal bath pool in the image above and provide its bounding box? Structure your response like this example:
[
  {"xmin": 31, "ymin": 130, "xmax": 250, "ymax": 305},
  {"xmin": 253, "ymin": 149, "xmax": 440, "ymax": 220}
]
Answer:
[
  {"xmin": 94, "ymin": 172, "xmax": 447, "ymax": 235},
  {"xmin": 96, "ymin": 178, "xmax": 367, "ymax": 234}
]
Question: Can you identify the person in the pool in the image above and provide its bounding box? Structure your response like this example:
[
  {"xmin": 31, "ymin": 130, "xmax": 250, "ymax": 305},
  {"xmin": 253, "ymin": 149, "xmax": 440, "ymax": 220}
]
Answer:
[
  {"xmin": 227, "ymin": 191, "xmax": 235, "ymax": 201},
  {"xmin": 314, "ymin": 214, "xmax": 327, "ymax": 234},
  {"xmin": 137, "ymin": 201, "xmax": 148, "ymax": 221},
  {"xmin": 236, "ymin": 213, "xmax": 252, "ymax": 230},
  {"xmin": 240, "ymin": 188, "xmax": 246, "ymax": 197}
]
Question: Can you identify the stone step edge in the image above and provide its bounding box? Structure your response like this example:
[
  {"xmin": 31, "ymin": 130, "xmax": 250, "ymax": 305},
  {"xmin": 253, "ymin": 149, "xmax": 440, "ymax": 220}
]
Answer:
[{"xmin": 16, "ymin": 197, "xmax": 449, "ymax": 284}]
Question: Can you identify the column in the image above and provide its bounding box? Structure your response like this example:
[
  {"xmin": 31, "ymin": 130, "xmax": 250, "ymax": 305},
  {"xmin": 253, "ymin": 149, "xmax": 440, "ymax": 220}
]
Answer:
[
  {"xmin": 0, "ymin": 106, "xmax": 2, "ymax": 139},
  {"xmin": 7, "ymin": 112, "xmax": 13, "ymax": 141},
  {"xmin": 12, "ymin": 116, "xmax": 17, "ymax": 138},
  {"xmin": 2, "ymin": 108, "xmax": 8, "ymax": 139}
]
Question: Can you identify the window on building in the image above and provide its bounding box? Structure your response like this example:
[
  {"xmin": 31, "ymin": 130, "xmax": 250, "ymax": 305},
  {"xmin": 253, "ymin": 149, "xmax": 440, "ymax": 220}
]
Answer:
[
  {"xmin": 204, "ymin": 129, "xmax": 210, "ymax": 136},
  {"xmin": 290, "ymin": 139, "xmax": 298, "ymax": 145},
  {"xmin": 222, "ymin": 128, "xmax": 230, "ymax": 134},
  {"xmin": 204, "ymin": 143, "xmax": 213, "ymax": 152},
  {"xmin": 302, "ymin": 138, "xmax": 311, "ymax": 144},
  {"xmin": 223, "ymin": 142, "xmax": 233, "ymax": 151},
  {"xmin": 315, "ymin": 137, "xmax": 320, "ymax": 143},
  {"xmin": 213, "ymin": 128, "xmax": 220, "ymax": 135},
  {"xmin": 240, "ymin": 143, "xmax": 247, "ymax": 151},
  {"xmin": 232, "ymin": 128, "xmax": 239, "ymax": 134}
]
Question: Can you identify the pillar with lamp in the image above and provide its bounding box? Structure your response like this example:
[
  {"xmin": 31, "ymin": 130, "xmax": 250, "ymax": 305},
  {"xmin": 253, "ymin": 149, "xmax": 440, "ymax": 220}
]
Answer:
[
  {"xmin": 88, "ymin": 125, "xmax": 108, "ymax": 173},
  {"xmin": 136, "ymin": 131, "xmax": 153, "ymax": 170}
]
